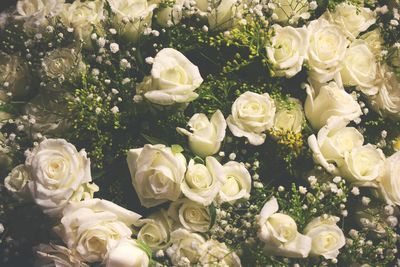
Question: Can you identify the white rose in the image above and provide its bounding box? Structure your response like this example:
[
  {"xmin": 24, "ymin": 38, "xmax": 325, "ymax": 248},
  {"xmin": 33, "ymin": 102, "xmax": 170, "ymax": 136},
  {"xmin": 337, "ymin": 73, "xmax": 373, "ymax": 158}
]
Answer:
[
  {"xmin": 136, "ymin": 209, "xmax": 172, "ymax": 251},
  {"xmin": 35, "ymin": 243, "xmax": 88, "ymax": 267},
  {"xmin": 307, "ymin": 19, "xmax": 349, "ymax": 83},
  {"xmin": 369, "ymin": 65, "xmax": 400, "ymax": 119},
  {"xmin": 273, "ymin": 97, "xmax": 304, "ymax": 133},
  {"xmin": 104, "ymin": 238, "xmax": 149, "ymax": 267},
  {"xmin": 177, "ymin": 110, "xmax": 226, "ymax": 157},
  {"xmin": 218, "ymin": 161, "xmax": 251, "ymax": 203},
  {"xmin": 339, "ymin": 144, "xmax": 385, "ymax": 185},
  {"xmin": 156, "ymin": 0, "xmax": 184, "ymax": 27},
  {"xmin": 341, "ymin": 40, "xmax": 377, "ymax": 92},
  {"xmin": 360, "ymin": 29, "xmax": 383, "ymax": 57},
  {"xmin": 200, "ymin": 240, "xmax": 242, "ymax": 267},
  {"xmin": 308, "ymin": 117, "xmax": 364, "ymax": 173},
  {"xmin": 270, "ymin": 0, "xmax": 309, "ymax": 23},
  {"xmin": 181, "ymin": 157, "xmax": 223, "ymax": 205},
  {"xmin": 4, "ymin": 164, "xmax": 31, "ymax": 200},
  {"xmin": 60, "ymin": 0, "xmax": 104, "ymax": 45},
  {"xmin": 166, "ymin": 228, "xmax": 206, "ymax": 266},
  {"xmin": 168, "ymin": 198, "xmax": 211, "ymax": 232},
  {"xmin": 207, "ymin": 0, "xmax": 242, "ymax": 30},
  {"xmin": 304, "ymin": 216, "xmax": 345, "ymax": 259},
  {"xmin": 108, "ymin": 0, "xmax": 156, "ymax": 42},
  {"xmin": 257, "ymin": 197, "xmax": 312, "ymax": 258},
  {"xmin": 330, "ymin": 3, "xmax": 375, "ymax": 39},
  {"xmin": 54, "ymin": 198, "xmax": 141, "ymax": 263},
  {"xmin": 227, "ymin": 91, "xmax": 276, "ymax": 145},
  {"xmin": 304, "ymin": 82, "xmax": 362, "ymax": 130},
  {"xmin": 15, "ymin": 0, "xmax": 64, "ymax": 31},
  {"xmin": 0, "ymin": 52, "xmax": 31, "ymax": 99},
  {"xmin": 127, "ymin": 144, "xmax": 187, "ymax": 208},
  {"xmin": 137, "ymin": 48, "xmax": 203, "ymax": 105},
  {"xmin": 26, "ymin": 139, "xmax": 94, "ymax": 216},
  {"xmin": 267, "ymin": 25, "xmax": 308, "ymax": 78},
  {"xmin": 378, "ymin": 151, "xmax": 400, "ymax": 206}
]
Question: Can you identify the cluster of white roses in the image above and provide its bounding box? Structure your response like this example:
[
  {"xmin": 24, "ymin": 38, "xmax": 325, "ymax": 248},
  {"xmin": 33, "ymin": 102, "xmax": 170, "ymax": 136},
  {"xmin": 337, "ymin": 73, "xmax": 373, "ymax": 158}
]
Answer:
[
  {"xmin": 4, "ymin": 139, "xmax": 151, "ymax": 267},
  {"xmin": 257, "ymin": 197, "xmax": 345, "ymax": 260}
]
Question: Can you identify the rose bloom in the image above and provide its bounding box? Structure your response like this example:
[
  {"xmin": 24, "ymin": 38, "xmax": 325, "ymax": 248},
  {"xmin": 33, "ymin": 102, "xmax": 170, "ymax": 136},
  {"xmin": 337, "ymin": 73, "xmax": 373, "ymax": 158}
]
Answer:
[
  {"xmin": 0, "ymin": 52, "xmax": 31, "ymax": 99},
  {"xmin": 168, "ymin": 198, "xmax": 211, "ymax": 232}
]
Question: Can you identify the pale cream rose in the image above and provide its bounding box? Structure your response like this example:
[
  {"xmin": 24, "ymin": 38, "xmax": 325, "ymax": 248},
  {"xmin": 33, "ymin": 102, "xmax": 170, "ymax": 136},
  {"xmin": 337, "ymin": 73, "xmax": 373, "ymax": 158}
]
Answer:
[
  {"xmin": 217, "ymin": 161, "xmax": 251, "ymax": 203},
  {"xmin": 304, "ymin": 216, "xmax": 345, "ymax": 259},
  {"xmin": 181, "ymin": 157, "xmax": 223, "ymax": 205},
  {"xmin": 0, "ymin": 52, "xmax": 31, "ymax": 99},
  {"xmin": 304, "ymin": 82, "xmax": 362, "ymax": 130},
  {"xmin": 378, "ymin": 151, "xmax": 400, "ymax": 206},
  {"xmin": 341, "ymin": 40, "xmax": 377, "ymax": 93},
  {"xmin": 306, "ymin": 19, "xmax": 349, "ymax": 83},
  {"xmin": 339, "ymin": 144, "xmax": 385, "ymax": 185},
  {"xmin": 156, "ymin": 0, "xmax": 185, "ymax": 27},
  {"xmin": 166, "ymin": 228, "xmax": 207, "ymax": 266},
  {"xmin": 108, "ymin": 0, "xmax": 156, "ymax": 42},
  {"xmin": 60, "ymin": 0, "xmax": 104, "ymax": 45},
  {"xmin": 168, "ymin": 198, "xmax": 211, "ymax": 232},
  {"xmin": 200, "ymin": 239, "xmax": 242, "ymax": 266},
  {"xmin": 207, "ymin": 0, "xmax": 242, "ymax": 30},
  {"xmin": 138, "ymin": 48, "xmax": 203, "ymax": 105},
  {"xmin": 368, "ymin": 65, "xmax": 400, "ymax": 119},
  {"xmin": 35, "ymin": 243, "xmax": 88, "ymax": 267},
  {"xmin": 360, "ymin": 29, "xmax": 383, "ymax": 57},
  {"xmin": 4, "ymin": 164, "xmax": 31, "ymax": 200},
  {"xmin": 330, "ymin": 3, "xmax": 375, "ymax": 39},
  {"xmin": 127, "ymin": 144, "xmax": 187, "ymax": 208},
  {"xmin": 227, "ymin": 91, "xmax": 276, "ymax": 145},
  {"xmin": 257, "ymin": 197, "xmax": 312, "ymax": 258},
  {"xmin": 270, "ymin": 0, "xmax": 310, "ymax": 24},
  {"xmin": 136, "ymin": 209, "xmax": 173, "ymax": 251},
  {"xmin": 273, "ymin": 97, "xmax": 304, "ymax": 133},
  {"xmin": 267, "ymin": 25, "xmax": 309, "ymax": 78},
  {"xmin": 177, "ymin": 110, "xmax": 226, "ymax": 158},
  {"xmin": 26, "ymin": 139, "xmax": 94, "ymax": 216},
  {"xmin": 104, "ymin": 238, "xmax": 149, "ymax": 267},
  {"xmin": 308, "ymin": 117, "xmax": 364, "ymax": 174},
  {"xmin": 54, "ymin": 198, "xmax": 141, "ymax": 263}
]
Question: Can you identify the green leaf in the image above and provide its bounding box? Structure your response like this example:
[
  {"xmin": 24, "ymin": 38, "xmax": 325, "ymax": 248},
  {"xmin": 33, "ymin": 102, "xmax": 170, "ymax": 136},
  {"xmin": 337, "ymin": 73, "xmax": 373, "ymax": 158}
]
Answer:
[
  {"xmin": 209, "ymin": 203, "xmax": 217, "ymax": 230},
  {"xmin": 171, "ymin": 144, "xmax": 184, "ymax": 154},
  {"xmin": 141, "ymin": 133, "xmax": 168, "ymax": 145}
]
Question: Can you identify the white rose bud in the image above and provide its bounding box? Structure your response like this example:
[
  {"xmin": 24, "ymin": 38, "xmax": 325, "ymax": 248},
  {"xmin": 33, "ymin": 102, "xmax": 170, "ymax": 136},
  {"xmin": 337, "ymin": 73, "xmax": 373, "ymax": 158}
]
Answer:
[
  {"xmin": 304, "ymin": 216, "xmax": 345, "ymax": 259},
  {"xmin": 339, "ymin": 144, "xmax": 385, "ymax": 185},
  {"xmin": 168, "ymin": 198, "xmax": 211, "ymax": 232},
  {"xmin": 54, "ymin": 198, "xmax": 141, "ymax": 263},
  {"xmin": 270, "ymin": 0, "xmax": 309, "ymax": 23},
  {"xmin": 156, "ymin": 0, "xmax": 185, "ymax": 27},
  {"xmin": 4, "ymin": 164, "xmax": 31, "ymax": 200},
  {"xmin": 200, "ymin": 239, "xmax": 242, "ymax": 266},
  {"xmin": 177, "ymin": 110, "xmax": 226, "ymax": 157},
  {"xmin": 104, "ymin": 238, "xmax": 149, "ymax": 267},
  {"xmin": 378, "ymin": 151, "xmax": 400, "ymax": 206},
  {"xmin": 330, "ymin": 3, "xmax": 376, "ymax": 39},
  {"xmin": 166, "ymin": 228, "xmax": 206, "ymax": 266},
  {"xmin": 26, "ymin": 139, "xmax": 94, "ymax": 216},
  {"xmin": 218, "ymin": 161, "xmax": 251, "ymax": 203},
  {"xmin": 35, "ymin": 243, "xmax": 88, "ymax": 267},
  {"xmin": 137, "ymin": 48, "xmax": 203, "ymax": 105},
  {"xmin": 304, "ymin": 82, "xmax": 362, "ymax": 130},
  {"xmin": 181, "ymin": 157, "xmax": 223, "ymax": 205},
  {"xmin": 108, "ymin": 0, "xmax": 156, "ymax": 42},
  {"xmin": 267, "ymin": 25, "xmax": 308, "ymax": 78},
  {"xmin": 127, "ymin": 144, "xmax": 187, "ymax": 208},
  {"xmin": 341, "ymin": 40, "xmax": 377, "ymax": 94},
  {"xmin": 227, "ymin": 91, "xmax": 276, "ymax": 145},
  {"xmin": 257, "ymin": 197, "xmax": 312, "ymax": 258},
  {"xmin": 308, "ymin": 117, "xmax": 364, "ymax": 173},
  {"xmin": 207, "ymin": 0, "xmax": 242, "ymax": 30},
  {"xmin": 136, "ymin": 209, "xmax": 172, "ymax": 251},
  {"xmin": 273, "ymin": 97, "xmax": 305, "ymax": 133},
  {"xmin": 306, "ymin": 19, "xmax": 349, "ymax": 83}
]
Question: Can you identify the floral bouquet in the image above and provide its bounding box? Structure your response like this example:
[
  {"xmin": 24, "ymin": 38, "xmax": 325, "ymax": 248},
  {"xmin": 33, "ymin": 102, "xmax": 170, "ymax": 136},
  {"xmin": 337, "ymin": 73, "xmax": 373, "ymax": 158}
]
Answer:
[{"xmin": 0, "ymin": 0, "xmax": 399, "ymax": 266}]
